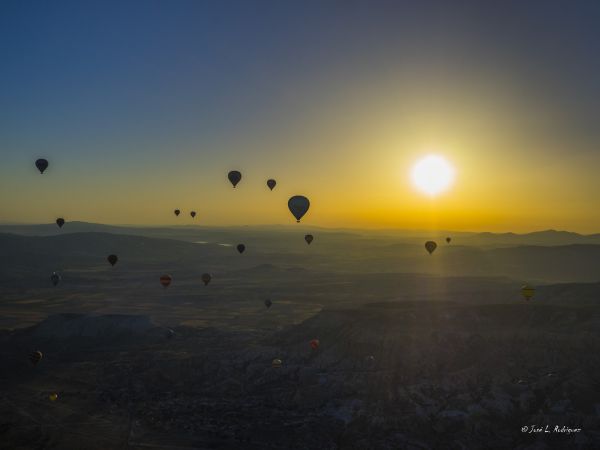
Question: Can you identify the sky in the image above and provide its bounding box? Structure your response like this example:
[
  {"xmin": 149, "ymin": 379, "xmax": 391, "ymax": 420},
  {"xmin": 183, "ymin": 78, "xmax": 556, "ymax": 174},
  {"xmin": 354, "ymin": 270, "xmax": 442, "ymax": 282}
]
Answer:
[{"xmin": 1, "ymin": 0, "xmax": 599, "ymax": 232}]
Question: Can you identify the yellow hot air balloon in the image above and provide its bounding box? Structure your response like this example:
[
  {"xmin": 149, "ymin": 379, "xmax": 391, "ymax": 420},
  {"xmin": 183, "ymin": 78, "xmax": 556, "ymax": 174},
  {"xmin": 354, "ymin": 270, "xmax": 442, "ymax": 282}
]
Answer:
[
  {"xmin": 521, "ymin": 285, "xmax": 535, "ymax": 301},
  {"xmin": 49, "ymin": 393, "xmax": 59, "ymax": 401},
  {"xmin": 272, "ymin": 358, "xmax": 283, "ymax": 369}
]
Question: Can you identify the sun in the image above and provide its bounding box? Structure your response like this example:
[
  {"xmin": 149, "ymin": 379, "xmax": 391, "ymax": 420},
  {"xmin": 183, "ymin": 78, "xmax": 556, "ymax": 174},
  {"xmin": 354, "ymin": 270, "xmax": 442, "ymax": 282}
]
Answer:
[{"xmin": 411, "ymin": 155, "xmax": 455, "ymax": 196}]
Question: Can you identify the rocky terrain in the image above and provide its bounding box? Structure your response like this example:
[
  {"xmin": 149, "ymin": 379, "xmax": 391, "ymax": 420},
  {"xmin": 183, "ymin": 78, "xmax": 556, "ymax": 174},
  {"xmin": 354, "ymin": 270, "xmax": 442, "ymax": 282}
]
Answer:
[{"xmin": 1, "ymin": 304, "xmax": 599, "ymax": 450}]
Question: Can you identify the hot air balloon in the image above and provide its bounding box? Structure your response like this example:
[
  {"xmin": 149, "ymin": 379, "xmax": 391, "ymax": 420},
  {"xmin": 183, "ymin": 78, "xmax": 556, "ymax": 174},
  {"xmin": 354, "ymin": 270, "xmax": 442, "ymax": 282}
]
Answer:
[
  {"xmin": 310, "ymin": 339, "xmax": 320, "ymax": 350},
  {"xmin": 50, "ymin": 272, "xmax": 61, "ymax": 287},
  {"xmin": 228, "ymin": 170, "xmax": 242, "ymax": 188},
  {"xmin": 49, "ymin": 393, "xmax": 59, "ymax": 401},
  {"xmin": 190, "ymin": 211, "xmax": 196, "ymax": 218},
  {"xmin": 56, "ymin": 218, "xmax": 65, "ymax": 228},
  {"xmin": 35, "ymin": 159, "xmax": 48, "ymax": 174},
  {"xmin": 272, "ymin": 358, "xmax": 283, "ymax": 369},
  {"xmin": 521, "ymin": 285, "xmax": 535, "ymax": 301},
  {"xmin": 425, "ymin": 241, "xmax": 437, "ymax": 255},
  {"xmin": 166, "ymin": 328, "xmax": 175, "ymax": 339},
  {"xmin": 160, "ymin": 275, "xmax": 172, "ymax": 288},
  {"xmin": 107, "ymin": 254, "xmax": 118, "ymax": 266},
  {"xmin": 288, "ymin": 196, "xmax": 310, "ymax": 223},
  {"xmin": 446, "ymin": 237, "xmax": 451, "ymax": 244},
  {"xmin": 174, "ymin": 209, "xmax": 181, "ymax": 217},
  {"xmin": 236, "ymin": 244, "xmax": 245, "ymax": 254},
  {"xmin": 29, "ymin": 351, "xmax": 43, "ymax": 366},
  {"xmin": 304, "ymin": 234, "xmax": 314, "ymax": 245},
  {"xmin": 202, "ymin": 273, "xmax": 212, "ymax": 286},
  {"xmin": 264, "ymin": 299, "xmax": 272, "ymax": 309},
  {"xmin": 267, "ymin": 179, "xmax": 276, "ymax": 190}
]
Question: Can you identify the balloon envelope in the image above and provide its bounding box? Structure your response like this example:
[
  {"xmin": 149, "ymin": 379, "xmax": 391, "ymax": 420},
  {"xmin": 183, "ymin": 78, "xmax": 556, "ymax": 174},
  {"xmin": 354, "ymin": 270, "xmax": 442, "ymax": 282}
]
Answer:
[
  {"xmin": 107, "ymin": 254, "xmax": 118, "ymax": 266},
  {"xmin": 272, "ymin": 358, "xmax": 283, "ymax": 368},
  {"xmin": 521, "ymin": 285, "xmax": 535, "ymax": 301},
  {"xmin": 304, "ymin": 234, "xmax": 314, "ymax": 245},
  {"xmin": 228, "ymin": 170, "xmax": 242, "ymax": 188},
  {"xmin": 50, "ymin": 272, "xmax": 61, "ymax": 287},
  {"xmin": 56, "ymin": 218, "xmax": 65, "ymax": 228},
  {"xmin": 201, "ymin": 273, "xmax": 211, "ymax": 285},
  {"xmin": 160, "ymin": 275, "xmax": 172, "ymax": 288},
  {"xmin": 236, "ymin": 244, "xmax": 245, "ymax": 254},
  {"xmin": 174, "ymin": 209, "xmax": 180, "ymax": 216},
  {"xmin": 29, "ymin": 350, "xmax": 43, "ymax": 366},
  {"xmin": 49, "ymin": 393, "xmax": 59, "ymax": 401},
  {"xmin": 425, "ymin": 241, "xmax": 437, "ymax": 254},
  {"xmin": 264, "ymin": 299, "xmax": 272, "ymax": 309},
  {"xmin": 288, "ymin": 196, "xmax": 310, "ymax": 222},
  {"xmin": 267, "ymin": 179, "xmax": 276, "ymax": 190},
  {"xmin": 35, "ymin": 159, "xmax": 48, "ymax": 174},
  {"xmin": 190, "ymin": 211, "xmax": 196, "ymax": 218},
  {"xmin": 310, "ymin": 339, "xmax": 320, "ymax": 350},
  {"xmin": 446, "ymin": 237, "xmax": 451, "ymax": 244}
]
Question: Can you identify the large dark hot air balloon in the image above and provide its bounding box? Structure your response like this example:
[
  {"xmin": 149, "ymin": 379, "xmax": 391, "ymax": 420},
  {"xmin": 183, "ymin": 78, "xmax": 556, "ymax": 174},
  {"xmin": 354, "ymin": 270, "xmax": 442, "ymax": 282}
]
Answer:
[
  {"xmin": 310, "ymin": 339, "xmax": 320, "ymax": 350},
  {"xmin": 264, "ymin": 299, "xmax": 272, "ymax": 309},
  {"xmin": 107, "ymin": 254, "xmax": 118, "ymax": 266},
  {"xmin": 304, "ymin": 234, "xmax": 314, "ymax": 245},
  {"xmin": 446, "ymin": 237, "xmax": 451, "ymax": 244},
  {"xmin": 425, "ymin": 241, "xmax": 437, "ymax": 255},
  {"xmin": 35, "ymin": 159, "xmax": 48, "ymax": 174},
  {"xmin": 201, "ymin": 273, "xmax": 212, "ymax": 286},
  {"xmin": 288, "ymin": 196, "xmax": 310, "ymax": 223},
  {"xmin": 174, "ymin": 209, "xmax": 181, "ymax": 217},
  {"xmin": 228, "ymin": 170, "xmax": 242, "ymax": 188},
  {"xmin": 160, "ymin": 275, "xmax": 172, "ymax": 288},
  {"xmin": 29, "ymin": 350, "xmax": 43, "ymax": 366},
  {"xmin": 267, "ymin": 179, "xmax": 276, "ymax": 191},
  {"xmin": 190, "ymin": 211, "xmax": 196, "ymax": 218},
  {"xmin": 50, "ymin": 272, "xmax": 61, "ymax": 287},
  {"xmin": 236, "ymin": 244, "xmax": 245, "ymax": 254},
  {"xmin": 56, "ymin": 218, "xmax": 65, "ymax": 228}
]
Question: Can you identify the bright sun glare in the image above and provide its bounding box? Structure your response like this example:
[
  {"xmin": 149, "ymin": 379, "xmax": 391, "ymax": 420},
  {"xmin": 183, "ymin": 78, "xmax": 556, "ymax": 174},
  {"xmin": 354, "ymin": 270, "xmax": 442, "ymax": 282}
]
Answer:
[{"xmin": 411, "ymin": 155, "xmax": 455, "ymax": 197}]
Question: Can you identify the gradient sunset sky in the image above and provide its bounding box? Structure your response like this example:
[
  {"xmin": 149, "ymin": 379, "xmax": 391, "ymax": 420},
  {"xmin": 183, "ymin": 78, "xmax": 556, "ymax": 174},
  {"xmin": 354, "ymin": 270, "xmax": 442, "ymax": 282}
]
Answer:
[{"xmin": 1, "ymin": 1, "xmax": 599, "ymax": 232}]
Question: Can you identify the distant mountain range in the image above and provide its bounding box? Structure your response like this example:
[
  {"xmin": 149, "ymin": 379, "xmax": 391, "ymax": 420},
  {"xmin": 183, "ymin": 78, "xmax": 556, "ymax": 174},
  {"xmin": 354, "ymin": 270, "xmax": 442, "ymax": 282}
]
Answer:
[
  {"xmin": 1, "ymin": 229, "xmax": 599, "ymax": 284},
  {"xmin": 1, "ymin": 221, "xmax": 600, "ymax": 247}
]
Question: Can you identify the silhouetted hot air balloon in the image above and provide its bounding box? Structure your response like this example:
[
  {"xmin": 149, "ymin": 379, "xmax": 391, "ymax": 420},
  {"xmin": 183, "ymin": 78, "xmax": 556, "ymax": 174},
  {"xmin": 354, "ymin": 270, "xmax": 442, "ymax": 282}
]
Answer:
[
  {"xmin": 236, "ymin": 244, "xmax": 245, "ymax": 254},
  {"xmin": 288, "ymin": 196, "xmax": 310, "ymax": 223},
  {"xmin": 190, "ymin": 211, "xmax": 196, "ymax": 218},
  {"xmin": 521, "ymin": 284, "xmax": 535, "ymax": 301},
  {"xmin": 425, "ymin": 241, "xmax": 437, "ymax": 255},
  {"xmin": 202, "ymin": 273, "xmax": 211, "ymax": 286},
  {"xmin": 56, "ymin": 218, "xmax": 65, "ymax": 228},
  {"xmin": 174, "ymin": 209, "xmax": 181, "ymax": 217},
  {"xmin": 50, "ymin": 272, "xmax": 61, "ymax": 287},
  {"xmin": 107, "ymin": 254, "xmax": 118, "ymax": 266},
  {"xmin": 160, "ymin": 275, "xmax": 172, "ymax": 288},
  {"xmin": 304, "ymin": 234, "xmax": 314, "ymax": 245},
  {"xmin": 272, "ymin": 358, "xmax": 283, "ymax": 369},
  {"xmin": 29, "ymin": 351, "xmax": 43, "ymax": 366},
  {"xmin": 267, "ymin": 179, "xmax": 276, "ymax": 190},
  {"xmin": 35, "ymin": 159, "xmax": 48, "ymax": 174},
  {"xmin": 228, "ymin": 170, "xmax": 242, "ymax": 188},
  {"xmin": 446, "ymin": 237, "xmax": 451, "ymax": 244},
  {"xmin": 264, "ymin": 299, "xmax": 272, "ymax": 309},
  {"xmin": 49, "ymin": 393, "xmax": 59, "ymax": 401},
  {"xmin": 310, "ymin": 339, "xmax": 320, "ymax": 350}
]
